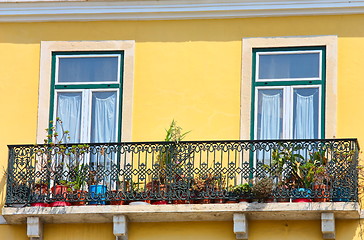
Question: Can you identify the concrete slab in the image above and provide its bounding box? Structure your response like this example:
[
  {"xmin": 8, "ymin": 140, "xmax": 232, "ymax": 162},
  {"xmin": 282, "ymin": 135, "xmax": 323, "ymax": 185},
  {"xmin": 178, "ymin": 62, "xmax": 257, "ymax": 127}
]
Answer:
[{"xmin": 2, "ymin": 202, "xmax": 360, "ymax": 225}]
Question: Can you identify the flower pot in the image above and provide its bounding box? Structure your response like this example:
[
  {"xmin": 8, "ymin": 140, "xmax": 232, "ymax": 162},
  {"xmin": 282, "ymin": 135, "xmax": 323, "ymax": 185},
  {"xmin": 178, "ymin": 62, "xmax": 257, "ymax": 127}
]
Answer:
[
  {"xmin": 108, "ymin": 190, "xmax": 125, "ymax": 205},
  {"xmin": 313, "ymin": 184, "xmax": 330, "ymax": 202},
  {"xmin": 292, "ymin": 188, "xmax": 312, "ymax": 202},
  {"xmin": 31, "ymin": 202, "xmax": 49, "ymax": 207},
  {"xmin": 333, "ymin": 186, "xmax": 350, "ymax": 202},
  {"xmin": 173, "ymin": 200, "xmax": 188, "ymax": 204},
  {"xmin": 214, "ymin": 198, "xmax": 225, "ymax": 204},
  {"xmin": 50, "ymin": 201, "xmax": 71, "ymax": 207},
  {"xmin": 292, "ymin": 198, "xmax": 312, "ymax": 203},
  {"xmin": 89, "ymin": 185, "xmax": 107, "ymax": 205},
  {"xmin": 51, "ymin": 185, "xmax": 70, "ymax": 204},
  {"xmin": 152, "ymin": 200, "xmax": 168, "ymax": 205},
  {"xmin": 71, "ymin": 190, "xmax": 88, "ymax": 206}
]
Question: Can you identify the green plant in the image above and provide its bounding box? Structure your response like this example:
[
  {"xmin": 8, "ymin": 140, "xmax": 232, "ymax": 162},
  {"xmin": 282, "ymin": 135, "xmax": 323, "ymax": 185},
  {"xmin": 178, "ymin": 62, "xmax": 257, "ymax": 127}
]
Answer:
[
  {"xmin": 231, "ymin": 183, "xmax": 251, "ymax": 197},
  {"xmin": 36, "ymin": 118, "xmax": 89, "ymax": 187},
  {"xmin": 252, "ymin": 178, "xmax": 274, "ymax": 201},
  {"xmin": 156, "ymin": 120, "xmax": 190, "ymax": 184}
]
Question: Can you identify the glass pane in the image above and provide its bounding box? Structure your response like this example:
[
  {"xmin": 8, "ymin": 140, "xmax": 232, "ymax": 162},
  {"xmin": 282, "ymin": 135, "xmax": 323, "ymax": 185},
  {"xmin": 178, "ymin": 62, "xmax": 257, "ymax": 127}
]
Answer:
[
  {"xmin": 56, "ymin": 92, "xmax": 82, "ymax": 143},
  {"xmin": 58, "ymin": 56, "xmax": 119, "ymax": 83},
  {"xmin": 258, "ymin": 52, "xmax": 320, "ymax": 79},
  {"xmin": 90, "ymin": 91, "xmax": 117, "ymax": 143},
  {"xmin": 257, "ymin": 89, "xmax": 283, "ymax": 140},
  {"xmin": 293, "ymin": 88, "xmax": 319, "ymax": 139}
]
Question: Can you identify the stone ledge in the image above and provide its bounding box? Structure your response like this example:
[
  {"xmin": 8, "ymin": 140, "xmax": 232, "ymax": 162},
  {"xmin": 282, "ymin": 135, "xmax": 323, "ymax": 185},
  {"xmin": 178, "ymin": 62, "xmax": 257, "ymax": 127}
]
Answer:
[{"xmin": 2, "ymin": 202, "xmax": 360, "ymax": 224}]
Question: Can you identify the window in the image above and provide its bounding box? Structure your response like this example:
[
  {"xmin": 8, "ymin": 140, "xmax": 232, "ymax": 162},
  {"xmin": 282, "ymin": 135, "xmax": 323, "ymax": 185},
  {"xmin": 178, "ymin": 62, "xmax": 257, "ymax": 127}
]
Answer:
[
  {"xmin": 251, "ymin": 47, "xmax": 326, "ymax": 140},
  {"xmin": 49, "ymin": 52, "xmax": 124, "ymax": 143},
  {"xmin": 240, "ymin": 36, "xmax": 338, "ymax": 140},
  {"xmin": 36, "ymin": 41, "xmax": 134, "ymax": 144}
]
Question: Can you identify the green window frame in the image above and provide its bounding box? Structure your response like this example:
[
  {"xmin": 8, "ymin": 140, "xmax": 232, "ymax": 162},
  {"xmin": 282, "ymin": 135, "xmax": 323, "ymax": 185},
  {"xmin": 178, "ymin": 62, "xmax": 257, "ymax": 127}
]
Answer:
[
  {"xmin": 49, "ymin": 51, "xmax": 125, "ymax": 143},
  {"xmin": 250, "ymin": 46, "xmax": 326, "ymax": 140}
]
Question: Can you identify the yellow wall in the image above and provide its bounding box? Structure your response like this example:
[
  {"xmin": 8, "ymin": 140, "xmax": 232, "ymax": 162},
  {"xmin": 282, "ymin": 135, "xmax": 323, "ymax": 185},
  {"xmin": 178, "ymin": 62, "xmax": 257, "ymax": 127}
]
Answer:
[
  {"xmin": 0, "ymin": 220, "xmax": 363, "ymax": 240},
  {"xmin": 1, "ymin": 13, "xmax": 364, "ymax": 240}
]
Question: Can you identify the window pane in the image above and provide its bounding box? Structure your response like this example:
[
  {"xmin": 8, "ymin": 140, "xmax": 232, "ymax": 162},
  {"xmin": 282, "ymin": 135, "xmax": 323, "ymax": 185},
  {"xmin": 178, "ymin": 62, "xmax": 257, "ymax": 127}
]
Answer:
[
  {"xmin": 257, "ymin": 89, "xmax": 283, "ymax": 140},
  {"xmin": 258, "ymin": 52, "xmax": 320, "ymax": 79},
  {"xmin": 56, "ymin": 92, "xmax": 82, "ymax": 143},
  {"xmin": 91, "ymin": 91, "xmax": 117, "ymax": 143},
  {"xmin": 293, "ymin": 88, "xmax": 319, "ymax": 139},
  {"xmin": 58, "ymin": 56, "xmax": 119, "ymax": 83}
]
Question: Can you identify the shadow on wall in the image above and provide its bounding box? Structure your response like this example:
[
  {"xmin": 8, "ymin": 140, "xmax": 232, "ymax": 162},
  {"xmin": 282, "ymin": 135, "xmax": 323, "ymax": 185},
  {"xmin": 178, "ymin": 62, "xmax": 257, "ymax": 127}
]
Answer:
[{"xmin": 0, "ymin": 167, "xmax": 7, "ymax": 209}]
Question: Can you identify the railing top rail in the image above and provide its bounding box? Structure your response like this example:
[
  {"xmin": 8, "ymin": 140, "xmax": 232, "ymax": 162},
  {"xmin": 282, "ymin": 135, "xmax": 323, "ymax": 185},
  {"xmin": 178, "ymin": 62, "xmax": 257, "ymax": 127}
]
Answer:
[{"xmin": 7, "ymin": 138, "xmax": 359, "ymax": 149}]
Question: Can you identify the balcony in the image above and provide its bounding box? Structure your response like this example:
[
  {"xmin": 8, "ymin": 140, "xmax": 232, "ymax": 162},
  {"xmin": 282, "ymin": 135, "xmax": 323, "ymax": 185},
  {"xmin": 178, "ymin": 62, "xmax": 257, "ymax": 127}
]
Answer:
[
  {"xmin": 5, "ymin": 138, "xmax": 359, "ymax": 207},
  {"xmin": 3, "ymin": 138, "xmax": 361, "ymax": 240}
]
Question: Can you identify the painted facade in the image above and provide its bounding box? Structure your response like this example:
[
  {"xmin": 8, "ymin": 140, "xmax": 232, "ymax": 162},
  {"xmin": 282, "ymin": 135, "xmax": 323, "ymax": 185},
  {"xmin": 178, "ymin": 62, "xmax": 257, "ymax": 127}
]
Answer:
[{"xmin": 1, "ymin": 1, "xmax": 364, "ymax": 239}]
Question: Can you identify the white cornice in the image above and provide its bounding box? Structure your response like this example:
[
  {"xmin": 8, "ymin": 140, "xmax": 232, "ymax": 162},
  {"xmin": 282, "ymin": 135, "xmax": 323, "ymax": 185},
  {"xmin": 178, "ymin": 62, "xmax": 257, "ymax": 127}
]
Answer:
[{"xmin": 2, "ymin": 0, "xmax": 364, "ymax": 22}]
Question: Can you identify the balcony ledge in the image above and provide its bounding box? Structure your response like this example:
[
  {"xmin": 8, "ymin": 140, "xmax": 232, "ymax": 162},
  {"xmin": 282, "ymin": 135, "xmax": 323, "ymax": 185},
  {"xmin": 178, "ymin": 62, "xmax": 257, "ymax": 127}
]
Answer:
[{"xmin": 2, "ymin": 202, "xmax": 361, "ymax": 225}]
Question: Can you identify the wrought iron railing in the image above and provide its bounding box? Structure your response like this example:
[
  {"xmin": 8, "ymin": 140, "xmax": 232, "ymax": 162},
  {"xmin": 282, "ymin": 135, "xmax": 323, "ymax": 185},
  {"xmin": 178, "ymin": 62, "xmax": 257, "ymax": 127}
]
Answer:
[{"xmin": 5, "ymin": 139, "xmax": 359, "ymax": 206}]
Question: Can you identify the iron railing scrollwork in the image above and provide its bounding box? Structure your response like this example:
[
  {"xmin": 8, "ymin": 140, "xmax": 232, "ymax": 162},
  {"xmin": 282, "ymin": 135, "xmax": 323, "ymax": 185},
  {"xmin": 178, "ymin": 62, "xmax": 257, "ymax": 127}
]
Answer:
[{"xmin": 5, "ymin": 138, "xmax": 359, "ymax": 206}]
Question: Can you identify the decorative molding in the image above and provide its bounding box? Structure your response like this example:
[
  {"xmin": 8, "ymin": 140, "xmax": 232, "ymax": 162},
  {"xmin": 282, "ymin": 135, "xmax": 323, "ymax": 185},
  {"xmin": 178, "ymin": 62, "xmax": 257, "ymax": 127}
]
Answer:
[{"xmin": 2, "ymin": 0, "xmax": 364, "ymax": 22}]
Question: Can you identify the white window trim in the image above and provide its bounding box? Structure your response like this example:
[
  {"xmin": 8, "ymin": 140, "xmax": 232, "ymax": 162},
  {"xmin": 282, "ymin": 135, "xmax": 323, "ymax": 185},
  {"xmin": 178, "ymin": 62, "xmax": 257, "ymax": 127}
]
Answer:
[
  {"xmin": 37, "ymin": 40, "xmax": 135, "ymax": 144},
  {"xmin": 240, "ymin": 35, "xmax": 337, "ymax": 140}
]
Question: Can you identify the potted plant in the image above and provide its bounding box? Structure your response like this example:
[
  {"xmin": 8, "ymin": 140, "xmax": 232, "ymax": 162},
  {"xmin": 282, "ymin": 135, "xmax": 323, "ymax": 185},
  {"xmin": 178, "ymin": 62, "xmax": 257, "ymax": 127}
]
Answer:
[
  {"xmin": 251, "ymin": 178, "xmax": 274, "ymax": 203},
  {"xmin": 30, "ymin": 179, "xmax": 49, "ymax": 207},
  {"xmin": 191, "ymin": 174, "xmax": 214, "ymax": 204},
  {"xmin": 231, "ymin": 183, "xmax": 251, "ymax": 203},
  {"xmin": 68, "ymin": 163, "xmax": 88, "ymax": 205},
  {"xmin": 88, "ymin": 169, "xmax": 107, "ymax": 205}
]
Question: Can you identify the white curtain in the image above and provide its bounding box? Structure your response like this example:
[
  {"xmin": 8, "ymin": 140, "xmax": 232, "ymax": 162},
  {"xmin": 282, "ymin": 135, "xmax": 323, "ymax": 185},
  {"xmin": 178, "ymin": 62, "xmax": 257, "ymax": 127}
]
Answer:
[
  {"xmin": 56, "ymin": 93, "xmax": 82, "ymax": 143},
  {"xmin": 258, "ymin": 93, "xmax": 281, "ymax": 164},
  {"xmin": 91, "ymin": 92, "xmax": 117, "ymax": 143},
  {"xmin": 259, "ymin": 93, "xmax": 281, "ymax": 140},
  {"xmin": 294, "ymin": 93, "xmax": 314, "ymax": 139},
  {"xmin": 90, "ymin": 92, "xmax": 117, "ymax": 185}
]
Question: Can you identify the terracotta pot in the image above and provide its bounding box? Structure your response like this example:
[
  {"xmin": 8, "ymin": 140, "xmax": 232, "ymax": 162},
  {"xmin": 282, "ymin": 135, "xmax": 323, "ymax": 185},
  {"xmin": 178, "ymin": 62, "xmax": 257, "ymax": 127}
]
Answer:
[
  {"xmin": 276, "ymin": 198, "xmax": 290, "ymax": 202},
  {"xmin": 313, "ymin": 184, "xmax": 330, "ymax": 202},
  {"xmin": 238, "ymin": 198, "xmax": 249, "ymax": 203},
  {"xmin": 108, "ymin": 190, "xmax": 125, "ymax": 205},
  {"xmin": 214, "ymin": 198, "xmax": 225, "ymax": 204},
  {"xmin": 34, "ymin": 184, "xmax": 48, "ymax": 195},
  {"xmin": 196, "ymin": 199, "xmax": 211, "ymax": 204},
  {"xmin": 71, "ymin": 190, "xmax": 87, "ymax": 206},
  {"xmin": 173, "ymin": 200, "xmax": 188, "ymax": 204}
]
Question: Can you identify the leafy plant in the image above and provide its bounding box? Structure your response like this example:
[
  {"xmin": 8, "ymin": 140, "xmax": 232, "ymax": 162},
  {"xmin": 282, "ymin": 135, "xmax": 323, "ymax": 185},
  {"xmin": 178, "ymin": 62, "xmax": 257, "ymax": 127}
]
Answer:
[
  {"xmin": 252, "ymin": 178, "xmax": 274, "ymax": 201},
  {"xmin": 231, "ymin": 183, "xmax": 251, "ymax": 197}
]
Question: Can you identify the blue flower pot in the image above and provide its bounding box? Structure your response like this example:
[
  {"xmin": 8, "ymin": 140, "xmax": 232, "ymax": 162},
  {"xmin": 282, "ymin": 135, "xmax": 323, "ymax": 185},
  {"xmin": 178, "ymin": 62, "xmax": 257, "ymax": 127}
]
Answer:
[
  {"xmin": 292, "ymin": 188, "xmax": 312, "ymax": 202},
  {"xmin": 333, "ymin": 187, "xmax": 350, "ymax": 202},
  {"xmin": 89, "ymin": 185, "xmax": 107, "ymax": 205}
]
